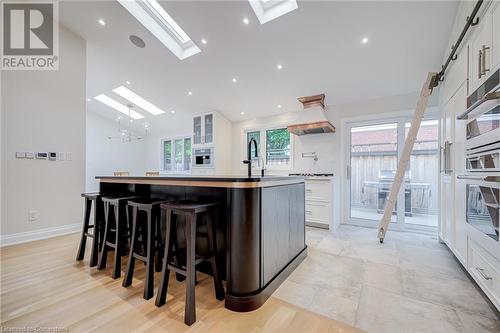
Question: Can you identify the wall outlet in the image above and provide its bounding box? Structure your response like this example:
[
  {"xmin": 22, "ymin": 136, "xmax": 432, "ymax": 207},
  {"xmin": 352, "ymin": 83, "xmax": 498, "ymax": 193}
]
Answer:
[{"xmin": 28, "ymin": 210, "xmax": 38, "ymax": 222}]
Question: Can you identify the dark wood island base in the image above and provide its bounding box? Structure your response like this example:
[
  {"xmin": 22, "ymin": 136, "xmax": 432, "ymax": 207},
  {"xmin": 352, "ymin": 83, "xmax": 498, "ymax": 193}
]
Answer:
[{"xmin": 97, "ymin": 175, "xmax": 307, "ymax": 312}]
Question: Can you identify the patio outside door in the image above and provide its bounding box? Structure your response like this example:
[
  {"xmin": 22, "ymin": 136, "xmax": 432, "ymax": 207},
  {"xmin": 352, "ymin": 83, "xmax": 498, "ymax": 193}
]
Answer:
[{"xmin": 346, "ymin": 118, "xmax": 439, "ymax": 232}]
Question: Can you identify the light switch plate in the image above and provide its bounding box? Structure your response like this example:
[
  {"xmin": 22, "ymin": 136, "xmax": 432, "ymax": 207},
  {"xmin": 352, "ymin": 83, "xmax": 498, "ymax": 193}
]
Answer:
[
  {"xmin": 25, "ymin": 152, "xmax": 35, "ymax": 159},
  {"xmin": 58, "ymin": 152, "xmax": 65, "ymax": 161},
  {"xmin": 16, "ymin": 152, "xmax": 26, "ymax": 158},
  {"xmin": 66, "ymin": 152, "xmax": 72, "ymax": 161}
]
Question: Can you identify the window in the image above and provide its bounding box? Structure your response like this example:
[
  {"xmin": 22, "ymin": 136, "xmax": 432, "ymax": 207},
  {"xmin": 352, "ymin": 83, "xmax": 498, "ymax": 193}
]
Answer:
[
  {"xmin": 244, "ymin": 127, "xmax": 292, "ymax": 169},
  {"xmin": 162, "ymin": 136, "xmax": 191, "ymax": 173},
  {"xmin": 266, "ymin": 128, "xmax": 290, "ymax": 166},
  {"xmin": 246, "ymin": 131, "xmax": 260, "ymax": 161}
]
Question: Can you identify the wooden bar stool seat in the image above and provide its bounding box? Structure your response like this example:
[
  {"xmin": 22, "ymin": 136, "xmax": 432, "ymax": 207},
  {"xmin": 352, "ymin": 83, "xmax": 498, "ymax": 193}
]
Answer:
[
  {"xmin": 76, "ymin": 192, "xmax": 104, "ymax": 267},
  {"xmin": 122, "ymin": 197, "xmax": 166, "ymax": 300},
  {"xmin": 155, "ymin": 201, "xmax": 225, "ymax": 326},
  {"xmin": 97, "ymin": 194, "xmax": 137, "ymax": 279}
]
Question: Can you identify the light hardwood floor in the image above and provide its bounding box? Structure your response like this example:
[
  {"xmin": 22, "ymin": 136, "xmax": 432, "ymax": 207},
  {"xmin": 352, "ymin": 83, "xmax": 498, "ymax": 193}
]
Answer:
[{"xmin": 0, "ymin": 233, "xmax": 363, "ymax": 333}]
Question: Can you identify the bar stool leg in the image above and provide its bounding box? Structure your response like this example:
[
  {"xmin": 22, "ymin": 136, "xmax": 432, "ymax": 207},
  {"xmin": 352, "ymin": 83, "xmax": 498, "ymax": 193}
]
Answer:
[
  {"xmin": 185, "ymin": 212, "xmax": 197, "ymax": 326},
  {"xmin": 112, "ymin": 204, "xmax": 122, "ymax": 279},
  {"xmin": 208, "ymin": 209, "xmax": 225, "ymax": 301},
  {"xmin": 144, "ymin": 208, "xmax": 155, "ymax": 300},
  {"xmin": 123, "ymin": 206, "xmax": 138, "ymax": 288},
  {"xmin": 89, "ymin": 198, "xmax": 100, "ymax": 267},
  {"xmin": 154, "ymin": 208, "xmax": 163, "ymax": 273},
  {"xmin": 155, "ymin": 208, "xmax": 173, "ymax": 307},
  {"xmin": 97, "ymin": 202, "xmax": 110, "ymax": 270},
  {"xmin": 76, "ymin": 198, "xmax": 92, "ymax": 261}
]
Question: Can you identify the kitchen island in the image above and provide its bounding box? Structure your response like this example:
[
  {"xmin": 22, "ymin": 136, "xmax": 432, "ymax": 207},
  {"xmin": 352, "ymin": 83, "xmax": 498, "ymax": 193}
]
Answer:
[{"xmin": 97, "ymin": 175, "xmax": 307, "ymax": 312}]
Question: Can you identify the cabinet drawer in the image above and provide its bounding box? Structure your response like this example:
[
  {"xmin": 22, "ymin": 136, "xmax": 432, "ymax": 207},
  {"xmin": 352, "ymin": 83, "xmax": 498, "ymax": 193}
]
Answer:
[
  {"xmin": 305, "ymin": 181, "xmax": 331, "ymax": 201},
  {"xmin": 469, "ymin": 243, "xmax": 500, "ymax": 307},
  {"xmin": 305, "ymin": 201, "xmax": 329, "ymax": 222}
]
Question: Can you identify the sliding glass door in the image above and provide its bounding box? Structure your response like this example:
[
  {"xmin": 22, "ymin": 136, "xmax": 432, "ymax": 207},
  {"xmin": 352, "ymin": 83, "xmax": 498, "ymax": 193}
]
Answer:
[{"xmin": 346, "ymin": 118, "xmax": 439, "ymax": 232}]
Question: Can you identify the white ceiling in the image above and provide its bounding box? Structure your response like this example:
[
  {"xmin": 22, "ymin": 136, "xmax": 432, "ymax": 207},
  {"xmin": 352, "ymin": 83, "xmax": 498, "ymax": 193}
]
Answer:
[{"xmin": 59, "ymin": 1, "xmax": 458, "ymax": 134}]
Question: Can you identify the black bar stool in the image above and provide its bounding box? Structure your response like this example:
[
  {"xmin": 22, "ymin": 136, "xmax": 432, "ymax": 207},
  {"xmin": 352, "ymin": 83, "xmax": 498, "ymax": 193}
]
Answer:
[
  {"xmin": 122, "ymin": 198, "xmax": 166, "ymax": 300},
  {"xmin": 76, "ymin": 192, "xmax": 104, "ymax": 267},
  {"xmin": 97, "ymin": 195, "xmax": 136, "ymax": 279},
  {"xmin": 155, "ymin": 201, "xmax": 224, "ymax": 326}
]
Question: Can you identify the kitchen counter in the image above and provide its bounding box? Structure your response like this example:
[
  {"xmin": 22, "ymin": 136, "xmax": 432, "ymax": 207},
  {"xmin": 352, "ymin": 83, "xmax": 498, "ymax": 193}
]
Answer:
[
  {"xmin": 96, "ymin": 175, "xmax": 304, "ymax": 188},
  {"xmin": 97, "ymin": 175, "xmax": 307, "ymax": 312}
]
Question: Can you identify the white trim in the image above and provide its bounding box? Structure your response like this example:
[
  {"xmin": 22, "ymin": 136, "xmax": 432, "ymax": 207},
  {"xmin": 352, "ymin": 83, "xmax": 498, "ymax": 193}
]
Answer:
[{"xmin": 0, "ymin": 223, "xmax": 81, "ymax": 247}]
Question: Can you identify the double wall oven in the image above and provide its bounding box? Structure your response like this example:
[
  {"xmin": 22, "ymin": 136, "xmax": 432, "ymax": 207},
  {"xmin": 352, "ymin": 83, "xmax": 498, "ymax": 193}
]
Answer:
[{"xmin": 457, "ymin": 69, "xmax": 500, "ymax": 242}]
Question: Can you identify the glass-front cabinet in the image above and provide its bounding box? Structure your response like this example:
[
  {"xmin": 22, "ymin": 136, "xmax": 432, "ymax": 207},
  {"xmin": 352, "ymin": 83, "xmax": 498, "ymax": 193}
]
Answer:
[{"xmin": 192, "ymin": 113, "xmax": 214, "ymax": 145}]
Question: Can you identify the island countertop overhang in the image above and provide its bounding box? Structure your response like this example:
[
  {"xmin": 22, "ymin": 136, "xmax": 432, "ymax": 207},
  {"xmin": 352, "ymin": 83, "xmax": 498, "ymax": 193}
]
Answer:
[{"xmin": 96, "ymin": 175, "xmax": 305, "ymax": 188}]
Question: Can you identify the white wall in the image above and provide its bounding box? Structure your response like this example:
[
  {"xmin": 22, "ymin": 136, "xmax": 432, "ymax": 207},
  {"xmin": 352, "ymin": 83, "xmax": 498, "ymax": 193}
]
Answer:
[
  {"xmin": 232, "ymin": 91, "xmax": 439, "ymax": 227},
  {"xmin": 85, "ymin": 111, "xmax": 150, "ymax": 191},
  {"xmin": 1, "ymin": 26, "xmax": 86, "ymax": 240}
]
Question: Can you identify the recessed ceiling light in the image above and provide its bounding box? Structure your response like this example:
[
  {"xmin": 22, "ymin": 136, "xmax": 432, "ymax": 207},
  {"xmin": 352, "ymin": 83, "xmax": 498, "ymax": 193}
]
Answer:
[
  {"xmin": 361, "ymin": 37, "xmax": 369, "ymax": 44},
  {"xmin": 277, "ymin": 104, "xmax": 282, "ymax": 109},
  {"xmin": 170, "ymin": 110, "xmax": 175, "ymax": 114},
  {"xmin": 117, "ymin": 0, "xmax": 200, "ymax": 60},
  {"xmin": 188, "ymin": 91, "xmax": 193, "ymax": 96},
  {"xmin": 98, "ymin": 19, "xmax": 106, "ymax": 26},
  {"xmin": 113, "ymin": 86, "xmax": 165, "ymax": 115},
  {"xmin": 277, "ymin": 64, "xmax": 283, "ymax": 70},
  {"xmin": 243, "ymin": 17, "xmax": 249, "ymax": 25},
  {"xmin": 240, "ymin": 111, "xmax": 245, "ymax": 115},
  {"xmin": 201, "ymin": 39, "xmax": 207, "ymax": 44},
  {"xmin": 125, "ymin": 80, "xmax": 131, "ymax": 85},
  {"xmin": 248, "ymin": 0, "xmax": 298, "ymax": 24},
  {"xmin": 94, "ymin": 94, "xmax": 144, "ymax": 120},
  {"xmin": 232, "ymin": 78, "xmax": 237, "ymax": 83}
]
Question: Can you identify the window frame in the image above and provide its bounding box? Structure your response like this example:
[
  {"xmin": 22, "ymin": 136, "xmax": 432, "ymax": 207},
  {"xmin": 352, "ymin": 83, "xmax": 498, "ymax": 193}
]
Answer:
[
  {"xmin": 160, "ymin": 135, "xmax": 192, "ymax": 174},
  {"xmin": 242, "ymin": 125, "xmax": 294, "ymax": 171}
]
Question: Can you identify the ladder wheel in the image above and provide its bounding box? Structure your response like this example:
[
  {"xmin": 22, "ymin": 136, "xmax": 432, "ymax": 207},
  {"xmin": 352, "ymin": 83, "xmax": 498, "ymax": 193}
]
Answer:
[{"xmin": 379, "ymin": 238, "xmax": 384, "ymax": 244}]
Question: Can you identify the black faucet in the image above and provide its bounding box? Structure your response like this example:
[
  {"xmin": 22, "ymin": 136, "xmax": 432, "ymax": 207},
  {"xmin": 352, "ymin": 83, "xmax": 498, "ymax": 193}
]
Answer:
[{"xmin": 243, "ymin": 138, "xmax": 258, "ymax": 177}]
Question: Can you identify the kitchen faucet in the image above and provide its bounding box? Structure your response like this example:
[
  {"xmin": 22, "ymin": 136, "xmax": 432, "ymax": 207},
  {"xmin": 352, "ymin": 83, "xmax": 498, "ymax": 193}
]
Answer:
[{"xmin": 243, "ymin": 138, "xmax": 258, "ymax": 177}]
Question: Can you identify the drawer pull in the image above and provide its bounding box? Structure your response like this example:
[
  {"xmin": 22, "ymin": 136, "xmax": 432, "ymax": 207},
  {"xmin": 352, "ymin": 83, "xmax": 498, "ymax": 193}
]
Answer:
[
  {"xmin": 305, "ymin": 189, "xmax": 313, "ymax": 193},
  {"xmin": 475, "ymin": 267, "xmax": 493, "ymax": 280}
]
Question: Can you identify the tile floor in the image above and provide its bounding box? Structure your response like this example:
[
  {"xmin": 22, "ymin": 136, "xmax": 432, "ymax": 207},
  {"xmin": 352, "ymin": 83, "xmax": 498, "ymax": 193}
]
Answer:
[{"xmin": 273, "ymin": 225, "xmax": 500, "ymax": 333}]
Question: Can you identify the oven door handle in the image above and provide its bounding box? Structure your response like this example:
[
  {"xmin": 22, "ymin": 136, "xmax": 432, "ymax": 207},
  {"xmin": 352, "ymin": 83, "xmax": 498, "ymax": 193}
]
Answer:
[
  {"xmin": 457, "ymin": 175, "xmax": 500, "ymax": 182},
  {"xmin": 457, "ymin": 90, "xmax": 500, "ymax": 120}
]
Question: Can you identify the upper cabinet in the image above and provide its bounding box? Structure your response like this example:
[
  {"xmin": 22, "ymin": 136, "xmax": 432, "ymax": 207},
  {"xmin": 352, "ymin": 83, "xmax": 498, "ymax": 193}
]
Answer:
[
  {"xmin": 193, "ymin": 113, "xmax": 214, "ymax": 145},
  {"xmin": 491, "ymin": 1, "xmax": 500, "ymax": 70},
  {"xmin": 469, "ymin": 1, "xmax": 500, "ymax": 93}
]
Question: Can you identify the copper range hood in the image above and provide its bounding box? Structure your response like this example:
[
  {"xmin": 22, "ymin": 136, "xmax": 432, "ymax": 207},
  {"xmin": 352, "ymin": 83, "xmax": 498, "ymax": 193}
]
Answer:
[{"xmin": 287, "ymin": 94, "xmax": 336, "ymax": 135}]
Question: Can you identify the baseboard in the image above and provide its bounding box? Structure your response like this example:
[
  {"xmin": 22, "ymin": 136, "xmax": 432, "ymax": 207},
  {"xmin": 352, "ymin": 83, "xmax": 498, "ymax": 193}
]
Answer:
[{"xmin": 0, "ymin": 223, "xmax": 81, "ymax": 247}]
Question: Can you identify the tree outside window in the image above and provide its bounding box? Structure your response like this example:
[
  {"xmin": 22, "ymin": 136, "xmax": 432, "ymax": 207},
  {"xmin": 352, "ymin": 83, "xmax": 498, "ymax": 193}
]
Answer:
[{"xmin": 266, "ymin": 128, "xmax": 290, "ymax": 165}]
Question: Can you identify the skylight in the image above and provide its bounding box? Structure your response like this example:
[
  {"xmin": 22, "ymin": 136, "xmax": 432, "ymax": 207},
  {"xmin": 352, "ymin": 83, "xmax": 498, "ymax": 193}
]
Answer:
[
  {"xmin": 113, "ymin": 86, "xmax": 165, "ymax": 115},
  {"xmin": 94, "ymin": 94, "xmax": 145, "ymax": 120},
  {"xmin": 248, "ymin": 0, "xmax": 298, "ymax": 24},
  {"xmin": 117, "ymin": 0, "xmax": 200, "ymax": 60}
]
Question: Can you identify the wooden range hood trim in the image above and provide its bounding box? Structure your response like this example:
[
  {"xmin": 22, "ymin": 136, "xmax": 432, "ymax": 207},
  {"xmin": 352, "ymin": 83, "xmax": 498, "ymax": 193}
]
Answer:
[
  {"xmin": 287, "ymin": 121, "xmax": 336, "ymax": 136},
  {"xmin": 297, "ymin": 94, "xmax": 325, "ymax": 109}
]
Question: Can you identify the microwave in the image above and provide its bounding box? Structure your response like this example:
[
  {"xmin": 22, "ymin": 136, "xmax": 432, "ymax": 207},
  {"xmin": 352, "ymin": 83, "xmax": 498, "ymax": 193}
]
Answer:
[
  {"xmin": 192, "ymin": 147, "xmax": 214, "ymax": 168},
  {"xmin": 462, "ymin": 69, "xmax": 500, "ymax": 150}
]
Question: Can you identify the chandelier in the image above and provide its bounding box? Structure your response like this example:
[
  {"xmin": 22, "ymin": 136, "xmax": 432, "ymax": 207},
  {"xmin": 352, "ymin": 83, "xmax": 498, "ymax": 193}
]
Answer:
[{"xmin": 107, "ymin": 104, "xmax": 150, "ymax": 142}]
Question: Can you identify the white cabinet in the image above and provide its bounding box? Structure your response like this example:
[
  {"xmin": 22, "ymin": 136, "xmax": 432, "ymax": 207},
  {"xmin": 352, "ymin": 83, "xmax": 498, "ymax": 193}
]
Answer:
[
  {"xmin": 468, "ymin": 2, "xmax": 500, "ymax": 92},
  {"xmin": 491, "ymin": 1, "xmax": 500, "ymax": 70},
  {"xmin": 468, "ymin": 240, "xmax": 500, "ymax": 310},
  {"xmin": 191, "ymin": 111, "xmax": 232, "ymax": 175},
  {"xmin": 193, "ymin": 113, "xmax": 214, "ymax": 145},
  {"xmin": 305, "ymin": 177, "xmax": 334, "ymax": 229}
]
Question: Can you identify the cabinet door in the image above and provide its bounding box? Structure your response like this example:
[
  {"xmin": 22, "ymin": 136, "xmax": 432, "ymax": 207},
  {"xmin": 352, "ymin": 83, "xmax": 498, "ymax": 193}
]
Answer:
[
  {"xmin": 193, "ymin": 116, "xmax": 202, "ymax": 145},
  {"xmin": 469, "ymin": 13, "xmax": 493, "ymax": 92},
  {"xmin": 454, "ymin": 177, "xmax": 467, "ymax": 264},
  {"xmin": 204, "ymin": 114, "xmax": 213, "ymax": 144},
  {"xmin": 492, "ymin": 1, "xmax": 500, "ymax": 70},
  {"xmin": 442, "ymin": 176, "xmax": 455, "ymax": 247}
]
